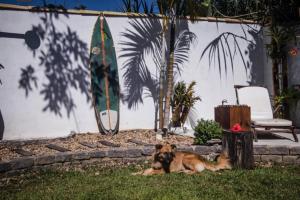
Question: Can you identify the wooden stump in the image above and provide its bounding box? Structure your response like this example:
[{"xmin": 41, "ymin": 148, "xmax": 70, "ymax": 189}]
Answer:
[{"xmin": 222, "ymin": 130, "xmax": 254, "ymax": 169}]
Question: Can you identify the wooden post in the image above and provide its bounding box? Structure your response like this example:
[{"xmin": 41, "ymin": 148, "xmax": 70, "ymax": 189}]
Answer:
[{"xmin": 222, "ymin": 130, "xmax": 254, "ymax": 169}]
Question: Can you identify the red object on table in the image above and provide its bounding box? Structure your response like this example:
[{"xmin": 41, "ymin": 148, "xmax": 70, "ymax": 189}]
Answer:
[{"xmin": 231, "ymin": 123, "xmax": 243, "ymax": 132}]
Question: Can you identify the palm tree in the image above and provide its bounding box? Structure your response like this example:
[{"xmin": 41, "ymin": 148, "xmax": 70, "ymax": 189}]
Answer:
[
  {"xmin": 158, "ymin": 15, "xmax": 168, "ymax": 129},
  {"xmin": 121, "ymin": 0, "xmax": 155, "ymax": 13},
  {"xmin": 119, "ymin": 17, "xmax": 196, "ymax": 130},
  {"xmin": 121, "ymin": 0, "xmax": 209, "ymax": 131},
  {"xmin": 157, "ymin": 0, "xmax": 210, "ymax": 132}
]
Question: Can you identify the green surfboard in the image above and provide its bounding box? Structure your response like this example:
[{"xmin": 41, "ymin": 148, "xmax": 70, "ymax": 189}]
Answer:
[{"xmin": 90, "ymin": 16, "xmax": 120, "ymax": 134}]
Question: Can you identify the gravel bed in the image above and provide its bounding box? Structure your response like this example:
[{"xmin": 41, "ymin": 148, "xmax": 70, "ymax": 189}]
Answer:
[{"xmin": 0, "ymin": 130, "xmax": 194, "ymax": 161}]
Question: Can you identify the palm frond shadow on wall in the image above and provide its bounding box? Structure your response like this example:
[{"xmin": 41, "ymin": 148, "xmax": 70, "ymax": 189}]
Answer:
[
  {"xmin": 200, "ymin": 24, "xmax": 262, "ymax": 82},
  {"xmin": 119, "ymin": 17, "xmax": 196, "ymax": 129},
  {"xmin": 18, "ymin": 10, "xmax": 91, "ymax": 118}
]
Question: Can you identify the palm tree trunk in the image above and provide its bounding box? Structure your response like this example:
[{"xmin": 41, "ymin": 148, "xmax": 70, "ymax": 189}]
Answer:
[
  {"xmin": 159, "ymin": 16, "xmax": 168, "ymax": 129},
  {"xmin": 154, "ymin": 100, "xmax": 158, "ymax": 131},
  {"xmin": 163, "ymin": 19, "xmax": 176, "ymax": 130}
]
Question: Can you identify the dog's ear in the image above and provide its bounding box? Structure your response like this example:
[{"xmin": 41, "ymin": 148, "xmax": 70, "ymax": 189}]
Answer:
[
  {"xmin": 170, "ymin": 144, "xmax": 177, "ymax": 157},
  {"xmin": 155, "ymin": 144, "xmax": 163, "ymax": 150},
  {"xmin": 171, "ymin": 144, "xmax": 177, "ymax": 150}
]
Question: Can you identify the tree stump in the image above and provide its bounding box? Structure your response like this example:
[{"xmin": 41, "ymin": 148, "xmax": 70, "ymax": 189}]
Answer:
[{"xmin": 222, "ymin": 130, "xmax": 254, "ymax": 169}]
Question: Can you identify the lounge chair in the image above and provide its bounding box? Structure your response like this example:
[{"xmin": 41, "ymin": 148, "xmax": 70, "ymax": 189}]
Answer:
[{"xmin": 234, "ymin": 85, "xmax": 298, "ymax": 142}]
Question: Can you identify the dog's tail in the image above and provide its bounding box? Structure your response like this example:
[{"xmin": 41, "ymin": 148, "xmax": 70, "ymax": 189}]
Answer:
[{"xmin": 204, "ymin": 151, "xmax": 232, "ymax": 171}]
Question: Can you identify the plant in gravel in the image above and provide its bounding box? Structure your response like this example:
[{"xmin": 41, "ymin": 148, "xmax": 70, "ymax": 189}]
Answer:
[
  {"xmin": 194, "ymin": 119, "xmax": 222, "ymax": 145},
  {"xmin": 171, "ymin": 81, "xmax": 201, "ymax": 127}
]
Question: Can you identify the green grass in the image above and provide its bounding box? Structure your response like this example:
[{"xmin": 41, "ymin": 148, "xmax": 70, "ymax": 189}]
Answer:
[{"xmin": 1, "ymin": 165, "xmax": 300, "ymax": 200}]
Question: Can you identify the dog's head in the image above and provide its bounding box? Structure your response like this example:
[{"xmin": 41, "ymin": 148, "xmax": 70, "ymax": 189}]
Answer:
[
  {"xmin": 215, "ymin": 151, "xmax": 232, "ymax": 170},
  {"xmin": 152, "ymin": 143, "xmax": 176, "ymax": 171}
]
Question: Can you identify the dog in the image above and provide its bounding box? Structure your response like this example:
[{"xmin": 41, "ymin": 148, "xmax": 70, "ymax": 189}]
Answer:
[{"xmin": 133, "ymin": 143, "xmax": 232, "ymax": 175}]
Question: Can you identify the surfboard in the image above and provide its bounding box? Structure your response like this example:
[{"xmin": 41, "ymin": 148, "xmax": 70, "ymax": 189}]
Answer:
[{"xmin": 90, "ymin": 16, "xmax": 120, "ymax": 134}]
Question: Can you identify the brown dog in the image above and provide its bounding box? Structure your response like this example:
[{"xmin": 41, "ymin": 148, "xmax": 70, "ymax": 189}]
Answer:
[{"xmin": 133, "ymin": 143, "xmax": 232, "ymax": 175}]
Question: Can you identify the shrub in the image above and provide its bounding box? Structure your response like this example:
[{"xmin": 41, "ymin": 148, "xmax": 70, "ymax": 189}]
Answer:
[
  {"xmin": 171, "ymin": 81, "xmax": 201, "ymax": 127},
  {"xmin": 194, "ymin": 119, "xmax": 222, "ymax": 145}
]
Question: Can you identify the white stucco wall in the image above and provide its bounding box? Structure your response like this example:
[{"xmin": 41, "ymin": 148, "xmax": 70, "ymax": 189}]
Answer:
[{"xmin": 0, "ymin": 10, "xmax": 264, "ymax": 140}]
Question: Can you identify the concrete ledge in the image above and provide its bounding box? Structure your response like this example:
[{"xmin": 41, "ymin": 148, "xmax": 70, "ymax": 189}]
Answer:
[
  {"xmin": 290, "ymin": 147, "xmax": 300, "ymax": 155},
  {"xmin": 282, "ymin": 156, "xmax": 300, "ymax": 164},
  {"xmin": 0, "ymin": 144, "xmax": 299, "ymax": 174},
  {"xmin": 254, "ymin": 155, "xmax": 261, "ymax": 162},
  {"xmin": 261, "ymin": 155, "xmax": 282, "ymax": 163},
  {"xmin": 254, "ymin": 145, "xmax": 289, "ymax": 155}
]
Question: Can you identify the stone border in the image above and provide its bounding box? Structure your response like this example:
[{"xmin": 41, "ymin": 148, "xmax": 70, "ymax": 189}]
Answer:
[
  {"xmin": 0, "ymin": 145, "xmax": 299, "ymax": 174},
  {"xmin": 254, "ymin": 145, "xmax": 300, "ymax": 164}
]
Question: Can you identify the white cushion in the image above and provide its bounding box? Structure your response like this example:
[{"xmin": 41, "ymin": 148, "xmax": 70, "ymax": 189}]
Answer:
[
  {"xmin": 252, "ymin": 118, "xmax": 292, "ymax": 126},
  {"xmin": 237, "ymin": 86, "xmax": 273, "ymax": 120}
]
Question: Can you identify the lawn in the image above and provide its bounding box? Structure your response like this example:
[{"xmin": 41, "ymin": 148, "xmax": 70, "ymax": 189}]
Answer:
[{"xmin": 1, "ymin": 165, "xmax": 300, "ymax": 200}]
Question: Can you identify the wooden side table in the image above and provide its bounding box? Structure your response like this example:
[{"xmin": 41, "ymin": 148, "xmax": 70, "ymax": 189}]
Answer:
[
  {"xmin": 222, "ymin": 129, "xmax": 254, "ymax": 169},
  {"xmin": 215, "ymin": 105, "xmax": 251, "ymax": 131}
]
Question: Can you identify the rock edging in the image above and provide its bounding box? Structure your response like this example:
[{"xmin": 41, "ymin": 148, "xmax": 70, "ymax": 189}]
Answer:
[
  {"xmin": 253, "ymin": 145, "xmax": 300, "ymax": 164},
  {"xmin": 0, "ymin": 145, "xmax": 299, "ymax": 174}
]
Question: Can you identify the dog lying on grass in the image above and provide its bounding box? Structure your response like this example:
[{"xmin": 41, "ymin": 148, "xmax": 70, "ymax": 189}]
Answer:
[{"xmin": 133, "ymin": 143, "xmax": 232, "ymax": 175}]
